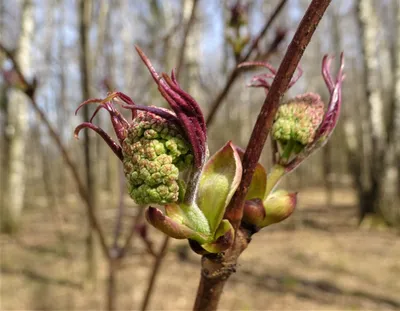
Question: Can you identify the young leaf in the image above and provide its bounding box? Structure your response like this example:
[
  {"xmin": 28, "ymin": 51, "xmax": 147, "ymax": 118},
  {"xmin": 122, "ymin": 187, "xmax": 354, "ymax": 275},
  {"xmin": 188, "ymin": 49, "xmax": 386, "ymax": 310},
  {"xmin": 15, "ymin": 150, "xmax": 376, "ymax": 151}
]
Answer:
[
  {"xmin": 165, "ymin": 203, "xmax": 211, "ymax": 237},
  {"xmin": 197, "ymin": 141, "xmax": 242, "ymax": 233},
  {"xmin": 235, "ymin": 146, "xmax": 267, "ymax": 200},
  {"xmin": 145, "ymin": 207, "xmax": 197, "ymax": 239}
]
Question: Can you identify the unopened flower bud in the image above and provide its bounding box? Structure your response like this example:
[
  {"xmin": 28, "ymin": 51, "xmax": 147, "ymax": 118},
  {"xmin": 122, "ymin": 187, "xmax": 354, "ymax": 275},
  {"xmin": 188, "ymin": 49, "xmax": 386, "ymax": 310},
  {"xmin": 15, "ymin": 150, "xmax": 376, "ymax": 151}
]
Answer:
[
  {"xmin": 272, "ymin": 93, "xmax": 324, "ymax": 146},
  {"xmin": 123, "ymin": 110, "xmax": 193, "ymax": 205}
]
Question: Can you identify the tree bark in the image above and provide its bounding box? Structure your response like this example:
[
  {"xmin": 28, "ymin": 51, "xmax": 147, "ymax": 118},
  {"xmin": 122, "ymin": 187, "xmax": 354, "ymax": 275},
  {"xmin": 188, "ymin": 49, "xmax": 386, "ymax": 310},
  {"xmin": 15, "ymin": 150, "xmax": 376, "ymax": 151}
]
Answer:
[
  {"xmin": 1, "ymin": 0, "xmax": 34, "ymax": 233},
  {"xmin": 358, "ymin": 0, "xmax": 386, "ymax": 169},
  {"xmin": 356, "ymin": 0, "xmax": 400, "ymax": 224},
  {"xmin": 79, "ymin": 0, "xmax": 98, "ymax": 283},
  {"xmin": 379, "ymin": 2, "xmax": 400, "ymax": 225}
]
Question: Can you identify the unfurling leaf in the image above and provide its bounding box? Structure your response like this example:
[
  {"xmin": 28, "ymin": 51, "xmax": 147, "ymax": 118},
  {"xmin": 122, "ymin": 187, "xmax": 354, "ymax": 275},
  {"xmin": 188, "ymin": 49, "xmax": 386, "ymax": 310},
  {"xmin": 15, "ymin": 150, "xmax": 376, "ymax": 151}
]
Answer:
[
  {"xmin": 145, "ymin": 207, "xmax": 197, "ymax": 239},
  {"xmin": 234, "ymin": 146, "xmax": 267, "ymax": 200},
  {"xmin": 197, "ymin": 141, "xmax": 242, "ymax": 233}
]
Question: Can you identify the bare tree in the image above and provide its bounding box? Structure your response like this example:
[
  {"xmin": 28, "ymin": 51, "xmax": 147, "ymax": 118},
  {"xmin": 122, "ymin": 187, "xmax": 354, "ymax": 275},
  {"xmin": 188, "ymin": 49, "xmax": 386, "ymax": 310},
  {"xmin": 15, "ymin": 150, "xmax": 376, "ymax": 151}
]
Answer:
[
  {"xmin": 353, "ymin": 0, "xmax": 400, "ymax": 224},
  {"xmin": 1, "ymin": 0, "xmax": 34, "ymax": 233}
]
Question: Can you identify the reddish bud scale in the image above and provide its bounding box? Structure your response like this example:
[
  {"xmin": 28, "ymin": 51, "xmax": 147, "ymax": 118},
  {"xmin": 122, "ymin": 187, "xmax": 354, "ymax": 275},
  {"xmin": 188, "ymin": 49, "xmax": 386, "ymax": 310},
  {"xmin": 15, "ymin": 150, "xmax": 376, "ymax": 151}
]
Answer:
[{"xmin": 135, "ymin": 46, "xmax": 207, "ymax": 170}]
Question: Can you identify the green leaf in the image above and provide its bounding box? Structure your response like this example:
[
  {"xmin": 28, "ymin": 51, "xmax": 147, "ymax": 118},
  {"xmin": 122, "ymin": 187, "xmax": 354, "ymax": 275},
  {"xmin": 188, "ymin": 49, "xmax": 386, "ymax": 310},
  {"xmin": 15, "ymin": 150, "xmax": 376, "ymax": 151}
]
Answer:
[
  {"xmin": 165, "ymin": 203, "xmax": 211, "ymax": 237},
  {"xmin": 201, "ymin": 220, "xmax": 234, "ymax": 253},
  {"xmin": 145, "ymin": 207, "xmax": 196, "ymax": 239},
  {"xmin": 197, "ymin": 141, "xmax": 242, "ymax": 233},
  {"xmin": 146, "ymin": 206, "xmax": 209, "ymax": 243},
  {"xmin": 234, "ymin": 146, "xmax": 267, "ymax": 200}
]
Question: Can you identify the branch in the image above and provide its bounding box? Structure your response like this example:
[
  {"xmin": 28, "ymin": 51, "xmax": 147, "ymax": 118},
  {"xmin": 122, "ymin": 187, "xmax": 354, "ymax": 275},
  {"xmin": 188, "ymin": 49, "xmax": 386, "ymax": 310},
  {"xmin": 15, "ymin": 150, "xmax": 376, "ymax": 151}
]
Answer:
[
  {"xmin": 111, "ymin": 166, "xmax": 125, "ymax": 255},
  {"xmin": 119, "ymin": 207, "xmax": 145, "ymax": 258},
  {"xmin": 0, "ymin": 42, "xmax": 110, "ymax": 258},
  {"xmin": 206, "ymin": 0, "xmax": 288, "ymax": 126},
  {"xmin": 226, "ymin": 0, "xmax": 332, "ymax": 232},
  {"xmin": 140, "ymin": 235, "xmax": 170, "ymax": 311},
  {"xmin": 0, "ymin": 42, "xmax": 35, "ymax": 97},
  {"xmin": 194, "ymin": 1, "xmax": 332, "ymax": 310}
]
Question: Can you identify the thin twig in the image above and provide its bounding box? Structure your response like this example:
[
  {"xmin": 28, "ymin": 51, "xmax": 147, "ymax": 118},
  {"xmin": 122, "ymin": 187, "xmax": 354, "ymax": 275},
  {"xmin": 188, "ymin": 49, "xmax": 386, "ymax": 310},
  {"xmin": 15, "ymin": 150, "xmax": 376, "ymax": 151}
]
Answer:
[
  {"xmin": 0, "ymin": 42, "xmax": 110, "ymax": 258},
  {"xmin": 0, "ymin": 44, "xmax": 31, "ymax": 94},
  {"xmin": 106, "ymin": 258, "xmax": 118, "ymax": 311},
  {"xmin": 225, "ymin": 0, "xmax": 332, "ymax": 233},
  {"xmin": 112, "ymin": 165, "xmax": 126, "ymax": 253},
  {"xmin": 119, "ymin": 207, "xmax": 145, "ymax": 258},
  {"xmin": 206, "ymin": 0, "xmax": 288, "ymax": 126},
  {"xmin": 106, "ymin": 165, "xmax": 125, "ymax": 311},
  {"xmin": 140, "ymin": 235, "xmax": 170, "ymax": 311},
  {"xmin": 242, "ymin": 0, "xmax": 287, "ymax": 61}
]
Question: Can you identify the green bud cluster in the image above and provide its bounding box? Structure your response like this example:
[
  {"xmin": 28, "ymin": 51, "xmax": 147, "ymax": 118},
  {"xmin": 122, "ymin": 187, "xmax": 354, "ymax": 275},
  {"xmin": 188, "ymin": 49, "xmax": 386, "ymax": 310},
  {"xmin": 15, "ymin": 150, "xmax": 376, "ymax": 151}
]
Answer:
[
  {"xmin": 122, "ymin": 109, "xmax": 193, "ymax": 205},
  {"xmin": 272, "ymin": 93, "xmax": 324, "ymax": 145}
]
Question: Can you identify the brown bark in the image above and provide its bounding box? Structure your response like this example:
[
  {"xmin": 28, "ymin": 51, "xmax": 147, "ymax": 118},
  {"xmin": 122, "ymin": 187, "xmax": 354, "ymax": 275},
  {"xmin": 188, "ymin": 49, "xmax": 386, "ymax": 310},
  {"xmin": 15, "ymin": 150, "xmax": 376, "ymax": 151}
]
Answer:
[{"xmin": 194, "ymin": 229, "xmax": 249, "ymax": 311}]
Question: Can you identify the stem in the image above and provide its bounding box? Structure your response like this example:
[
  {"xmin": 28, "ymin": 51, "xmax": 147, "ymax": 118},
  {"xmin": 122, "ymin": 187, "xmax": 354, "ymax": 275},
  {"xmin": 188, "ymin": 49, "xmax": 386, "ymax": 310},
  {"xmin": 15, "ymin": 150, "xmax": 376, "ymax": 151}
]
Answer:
[
  {"xmin": 193, "ymin": 229, "xmax": 250, "ymax": 311},
  {"xmin": 280, "ymin": 140, "xmax": 296, "ymax": 162},
  {"xmin": 120, "ymin": 207, "xmax": 145, "ymax": 258},
  {"xmin": 104, "ymin": 166, "xmax": 125, "ymax": 311},
  {"xmin": 140, "ymin": 235, "xmax": 170, "ymax": 311},
  {"xmin": 107, "ymin": 259, "xmax": 118, "ymax": 311},
  {"xmin": 195, "ymin": 1, "xmax": 332, "ymax": 310},
  {"xmin": 193, "ymin": 274, "xmax": 228, "ymax": 311},
  {"xmin": 112, "ymin": 166, "xmax": 125, "ymax": 250}
]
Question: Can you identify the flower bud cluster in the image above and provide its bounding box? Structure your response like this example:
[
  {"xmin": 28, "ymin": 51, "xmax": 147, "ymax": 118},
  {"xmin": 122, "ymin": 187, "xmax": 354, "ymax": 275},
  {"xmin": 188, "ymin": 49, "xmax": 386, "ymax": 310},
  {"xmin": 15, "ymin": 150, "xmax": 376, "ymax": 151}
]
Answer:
[
  {"xmin": 272, "ymin": 93, "xmax": 324, "ymax": 145},
  {"xmin": 122, "ymin": 110, "xmax": 193, "ymax": 205}
]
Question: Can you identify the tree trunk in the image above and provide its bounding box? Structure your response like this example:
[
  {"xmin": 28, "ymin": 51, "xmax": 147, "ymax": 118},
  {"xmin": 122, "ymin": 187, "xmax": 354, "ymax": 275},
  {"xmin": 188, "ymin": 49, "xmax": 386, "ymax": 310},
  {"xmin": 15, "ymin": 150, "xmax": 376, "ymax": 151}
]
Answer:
[
  {"xmin": 1, "ymin": 0, "xmax": 34, "ymax": 233},
  {"xmin": 379, "ymin": 2, "xmax": 400, "ymax": 225},
  {"xmin": 79, "ymin": 0, "xmax": 98, "ymax": 284},
  {"xmin": 356, "ymin": 0, "xmax": 390, "ymax": 222}
]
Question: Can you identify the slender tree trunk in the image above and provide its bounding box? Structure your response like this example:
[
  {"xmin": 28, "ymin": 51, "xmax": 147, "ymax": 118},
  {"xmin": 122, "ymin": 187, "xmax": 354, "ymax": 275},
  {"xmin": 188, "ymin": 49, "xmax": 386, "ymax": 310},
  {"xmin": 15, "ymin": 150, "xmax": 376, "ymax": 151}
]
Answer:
[
  {"xmin": 357, "ymin": 0, "xmax": 386, "ymax": 221},
  {"xmin": 358, "ymin": 0, "xmax": 386, "ymax": 167},
  {"xmin": 1, "ymin": 0, "xmax": 34, "ymax": 233},
  {"xmin": 379, "ymin": 2, "xmax": 400, "ymax": 225},
  {"xmin": 0, "ymin": 79, "xmax": 8, "ymax": 219},
  {"xmin": 357, "ymin": 0, "xmax": 400, "ymax": 224},
  {"xmin": 79, "ymin": 0, "xmax": 98, "ymax": 283}
]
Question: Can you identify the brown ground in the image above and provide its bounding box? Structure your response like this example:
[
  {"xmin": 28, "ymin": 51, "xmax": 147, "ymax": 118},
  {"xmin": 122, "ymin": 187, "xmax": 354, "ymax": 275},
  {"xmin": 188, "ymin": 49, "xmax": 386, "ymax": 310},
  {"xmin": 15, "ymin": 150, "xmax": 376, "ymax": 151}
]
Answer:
[{"xmin": 1, "ymin": 187, "xmax": 399, "ymax": 311}]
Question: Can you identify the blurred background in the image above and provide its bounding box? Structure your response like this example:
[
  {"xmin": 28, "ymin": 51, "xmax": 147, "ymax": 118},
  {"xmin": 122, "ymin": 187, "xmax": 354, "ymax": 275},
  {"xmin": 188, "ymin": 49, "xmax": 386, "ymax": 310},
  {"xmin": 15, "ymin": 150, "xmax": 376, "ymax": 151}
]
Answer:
[{"xmin": 0, "ymin": 0, "xmax": 399, "ymax": 310}]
